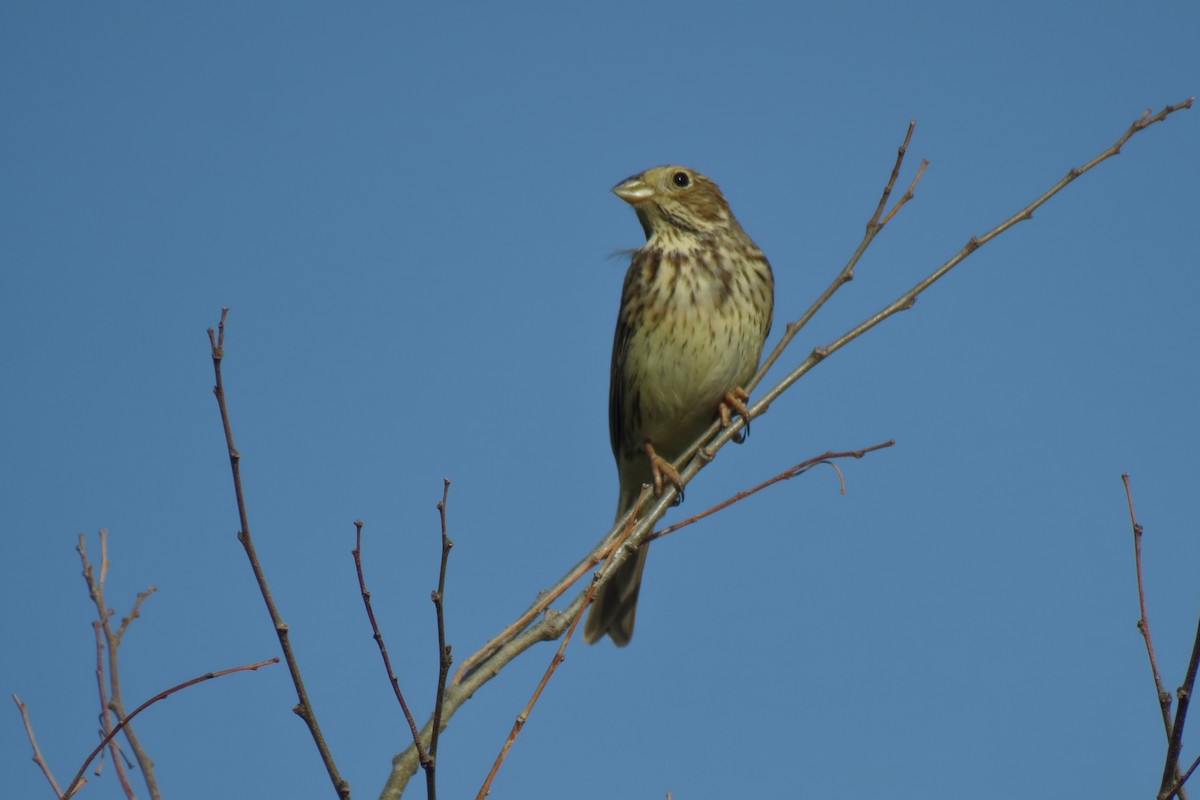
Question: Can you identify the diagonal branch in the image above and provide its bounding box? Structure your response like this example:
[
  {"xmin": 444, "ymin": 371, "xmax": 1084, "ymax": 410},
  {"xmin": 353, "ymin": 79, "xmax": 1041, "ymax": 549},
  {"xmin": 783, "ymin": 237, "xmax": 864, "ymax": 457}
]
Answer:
[
  {"xmin": 353, "ymin": 520, "xmax": 432, "ymax": 771},
  {"xmin": 1161, "ymin": 611, "xmax": 1200, "ymax": 800},
  {"xmin": 651, "ymin": 440, "xmax": 895, "ymax": 541},
  {"xmin": 1123, "ymin": 475, "xmax": 1175, "ymax": 735},
  {"xmin": 475, "ymin": 492, "xmax": 646, "ymax": 799},
  {"xmin": 208, "ymin": 308, "xmax": 351, "ymax": 799},
  {"xmin": 12, "ymin": 693, "xmax": 63, "ymax": 798},
  {"xmin": 61, "ymin": 659, "xmax": 279, "ymax": 799},
  {"xmin": 754, "ymin": 121, "xmax": 927, "ymax": 388},
  {"xmin": 1123, "ymin": 474, "xmax": 1190, "ymax": 800},
  {"xmin": 1165, "ymin": 754, "xmax": 1200, "ymax": 800}
]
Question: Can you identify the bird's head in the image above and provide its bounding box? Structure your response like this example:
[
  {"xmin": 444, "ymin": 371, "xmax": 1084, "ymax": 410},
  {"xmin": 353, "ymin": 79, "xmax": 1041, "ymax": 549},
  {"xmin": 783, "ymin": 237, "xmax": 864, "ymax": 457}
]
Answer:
[{"xmin": 612, "ymin": 165, "xmax": 735, "ymax": 243}]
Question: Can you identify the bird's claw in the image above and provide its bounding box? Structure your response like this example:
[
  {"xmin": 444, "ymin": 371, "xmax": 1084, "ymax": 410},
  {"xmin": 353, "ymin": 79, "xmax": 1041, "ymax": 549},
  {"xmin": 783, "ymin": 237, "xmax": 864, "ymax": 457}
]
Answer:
[
  {"xmin": 644, "ymin": 443, "xmax": 684, "ymax": 505},
  {"xmin": 719, "ymin": 387, "xmax": 752, "ymax": 443}
]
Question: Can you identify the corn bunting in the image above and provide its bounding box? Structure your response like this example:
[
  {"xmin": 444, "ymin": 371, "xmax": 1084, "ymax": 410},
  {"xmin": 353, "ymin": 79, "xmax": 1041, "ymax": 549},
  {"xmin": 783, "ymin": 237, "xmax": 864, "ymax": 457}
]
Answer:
[{"xmin": 584, "ymin": 165, "xmax": 775, "ymax": 646}]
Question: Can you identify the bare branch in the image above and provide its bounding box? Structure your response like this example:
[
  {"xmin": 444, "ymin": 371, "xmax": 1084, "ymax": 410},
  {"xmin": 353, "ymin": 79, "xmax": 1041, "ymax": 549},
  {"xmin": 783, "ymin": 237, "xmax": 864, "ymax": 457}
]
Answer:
[
  {"xmin": 475, "ymin": 492, "xmax": 645, "ymax": 799},
  {"xmin": 12, "ymin": 693, "xmax": 63, "ymax": 798},
  {"xmin": 754, "ymin": 123, "xmax": 927, "ymax": 389},
  {"xmin": 115, "ymin": 585, "xmax": 158, "ymax": 644},
  {"xmin": 1161, "ymin": 611, "xmax": 1200, "ymax": 800},
  {"xmin": 1164, "ymin": 754, "xmax": 1200, "ymax": 800},
  {"xmin": 1123, "ymin": 475, "xmax": 1174, "ymax": 735},
  {"xmin": 61, "ymin": 658, "xmax": 279, "ymax": 799},
  {"xmin": 428, "ymin": 478, "xmax": 455, "ymax": 799},
  {"xmin": 652, "ymin": 440, "xmax": 895, "ymax": 541},
  {"xmin": 78, "ymin": 532, "xmax": 160, "ymax": 799},
  {"xmin": 91, "ymin": 622, "xmax": 136, "ymax": 798},
  {"xmin": 749, "ymin": 99, "xmax": 1195, "ymax": 439},
  {"xmin": 353, "ymin": 520, "xmax": 431, "ymax": 771},
  {"xmin": 378, "ymin": 485, "xmax": 655, "ymax": 799},
  {"xmin": 208, "ymin": 309, "xmax": 351, "ymax": 799},
  {"xmin": 1123, "ymin": 473, "xmax": 1198, "ymax": 800}
]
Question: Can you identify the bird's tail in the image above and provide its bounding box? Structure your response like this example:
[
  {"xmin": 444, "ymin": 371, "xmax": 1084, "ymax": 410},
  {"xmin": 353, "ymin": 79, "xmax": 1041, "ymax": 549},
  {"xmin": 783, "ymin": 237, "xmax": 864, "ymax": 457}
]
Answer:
[
  {"xmin": 582, "ymin": 541, "xmax": 648, "ymax": 647},
  {"xmin": 583, "ymin": 481, "xmax": 651, "ymax": 646}
]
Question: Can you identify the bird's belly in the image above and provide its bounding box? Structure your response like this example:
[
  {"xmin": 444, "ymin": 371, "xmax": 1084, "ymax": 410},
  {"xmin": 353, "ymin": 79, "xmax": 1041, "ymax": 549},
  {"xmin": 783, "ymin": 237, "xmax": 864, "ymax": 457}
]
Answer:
[{"xmin": 627, "ymin": 310, "xmax": 762, "ymax": 458}]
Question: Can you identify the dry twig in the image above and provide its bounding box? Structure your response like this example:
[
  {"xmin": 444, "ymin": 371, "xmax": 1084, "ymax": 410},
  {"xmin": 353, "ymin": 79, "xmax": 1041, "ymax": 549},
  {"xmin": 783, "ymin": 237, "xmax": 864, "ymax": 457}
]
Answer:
[
  {"xmin": 78, "ymin": 531, "xmax": 160, "ymax": 799},
  {"xmin": 12, "ymin": 693, "xmax": 63, "ymax": 798},
  {"xmin": 353, "ymin": 520, "xmax": 432, "ymax": 773},
  {"xmin": 208, "ymin": 309, "xmax": 351, "ymax": 799},
  {"xmin": 428, "ymin": 479, "xmax": 455, "ymax": 799},
  {"xmin": 61, "ymin": 659, "xmax": 279, "ymax": 799},
  {"xmin": 1122, "ymin": 473, "xmax": 1200, "ymax": 800}
]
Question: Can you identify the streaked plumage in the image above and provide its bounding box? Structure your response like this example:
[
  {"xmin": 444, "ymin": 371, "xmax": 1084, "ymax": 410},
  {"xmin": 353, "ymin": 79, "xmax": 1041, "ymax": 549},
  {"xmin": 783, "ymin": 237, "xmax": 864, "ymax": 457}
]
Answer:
[{"xmin": 584, "ymin": 165, "xmax": 774, "ymax": 646}]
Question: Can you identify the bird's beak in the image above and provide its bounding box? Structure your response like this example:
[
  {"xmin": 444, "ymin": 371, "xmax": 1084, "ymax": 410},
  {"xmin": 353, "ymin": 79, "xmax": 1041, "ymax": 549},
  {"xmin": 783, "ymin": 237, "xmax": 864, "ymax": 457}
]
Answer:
[{"xmin": 612, "ymin": 176, "xmax": 654, "ymax": 204}]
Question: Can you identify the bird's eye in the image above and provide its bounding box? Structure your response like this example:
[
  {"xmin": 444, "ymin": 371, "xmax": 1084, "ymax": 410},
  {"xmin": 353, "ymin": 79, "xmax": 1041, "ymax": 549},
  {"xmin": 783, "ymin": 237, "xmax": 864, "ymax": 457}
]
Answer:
[{"xmin": 672, "ymin": 171, "xmax": 690, "ymax": 188}]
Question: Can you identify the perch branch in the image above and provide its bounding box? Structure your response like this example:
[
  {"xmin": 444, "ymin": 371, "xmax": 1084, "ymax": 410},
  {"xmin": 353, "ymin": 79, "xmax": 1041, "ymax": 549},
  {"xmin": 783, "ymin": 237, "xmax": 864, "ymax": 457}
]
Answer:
[{"xmin": 373, "ymin": 99, "xmax": 1193, "ymax": 798}]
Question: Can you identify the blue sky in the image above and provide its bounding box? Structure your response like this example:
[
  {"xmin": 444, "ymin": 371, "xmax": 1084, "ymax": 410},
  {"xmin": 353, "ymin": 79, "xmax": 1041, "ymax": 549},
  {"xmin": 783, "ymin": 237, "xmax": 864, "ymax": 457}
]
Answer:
[{"xmin": 3, "ymin": 3, "xmax": 1197, "ymax": 798}]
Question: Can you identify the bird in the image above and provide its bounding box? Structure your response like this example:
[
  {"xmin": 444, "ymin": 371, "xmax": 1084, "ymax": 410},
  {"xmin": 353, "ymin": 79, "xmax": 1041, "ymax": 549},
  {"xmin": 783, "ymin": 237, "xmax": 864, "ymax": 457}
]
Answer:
[{"xmin": 583, "ymin": 165, "xmax": 775, "ymax": 646}]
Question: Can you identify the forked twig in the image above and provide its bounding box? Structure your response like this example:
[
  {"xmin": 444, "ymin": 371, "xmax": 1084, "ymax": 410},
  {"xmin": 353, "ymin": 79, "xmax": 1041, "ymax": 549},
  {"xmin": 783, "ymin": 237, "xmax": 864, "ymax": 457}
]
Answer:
[
  {"xmin": 77, "ymin": 531, "xmax": 160, "ymax": 799},
  {"xmin": 1161, "ymin": 609, "xmax": 1200, "ymax": 800},
  {"xmin": 753, "ymin": 121, "xmax": 927, "ymax": 389},
  {"xmin": 747, "ymin": 100, "xmax": 1194, "ymax": 439},
  {"xmin": 90, "ymin": 621, "xmax": 136, "ymax": 797},
  {"xmin": 1122, "ymin": 473, "xmax": 1200, "ymax": 800},
  {"xmin": 1165, "ymin": 755, "xmax": 1200, "ymax": 800},
  {"xmin": 353, "ymin": 521, "xmax": 432, "ymax": 775}
]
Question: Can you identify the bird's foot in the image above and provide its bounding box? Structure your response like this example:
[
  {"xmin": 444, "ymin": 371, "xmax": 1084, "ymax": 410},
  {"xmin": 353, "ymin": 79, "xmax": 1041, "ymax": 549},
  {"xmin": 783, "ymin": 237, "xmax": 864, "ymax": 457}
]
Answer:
[
  {"xmin": 719, "ymin": 387, "xmax": 752, "ymax": 443},
  {"xmin": 644, "ymin": 442, "xmax": 684, "ymax": 505}
]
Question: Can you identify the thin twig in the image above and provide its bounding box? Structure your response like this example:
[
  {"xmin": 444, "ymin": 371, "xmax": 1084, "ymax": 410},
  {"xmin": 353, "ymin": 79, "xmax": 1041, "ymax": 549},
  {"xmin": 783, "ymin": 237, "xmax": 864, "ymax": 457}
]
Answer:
[
  {"xmin": 1165, "ymin": 754, "xmax": 1200, "ymax": 800},
  {"xmin": 208, "ymin": 309, "xmax": 351, "ymax": 799},
  {"xmin": 1161, "ymin": 611, "xmax": 1200, "ymax": 800},
  {"xmin": 1124, "ymin": 473, "xmax": 1196, "ymax": 800},
  {"xmin": 380, "ymin": 487, "xmax": 654, "ymax": 799},
  {"xmin": 747, "ymin": 100, "xmax": 1195, "ymax": 443},
  {"xmin": 651, "ymin": 440, "xmax": 895, "ymax": 541},
  {"xmin": 867, "ymin": 121, "xmax": 916, "ymax": 227},
  {"xmin": 1123, "ymin": 475, "xmax": 1174, "ymax": 734},
  {"xmin": 78, "ymin": 532, "xmax": 160, "ymax": 799},
  {"xmin": 352, "ymin": 521, "xmax": 431, "ymax": 771},
  {"xmin": 115, "ymin": 585, "xmax": 158, "ymax": 643},
  {"xmin": 428, "ymin": 478, "xmax": 455, "ymax": 799},
  {"xmin": 91, "ymin": 621, "xmax": 136, "ymax": 798},
  {"xmin": 752, "ymin": 124, "xmax": 927, "ymax": 392},
  {"xmin": 61, "ymin": 658, "xmax": 279, "ymax": 799},
  {"xmin": 12, "ymin": 693, "xmax": 63, "ymax": 798},
  {"xmin": 475, "ymin": 492, "xmax": 646, "ymax": 800}
]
